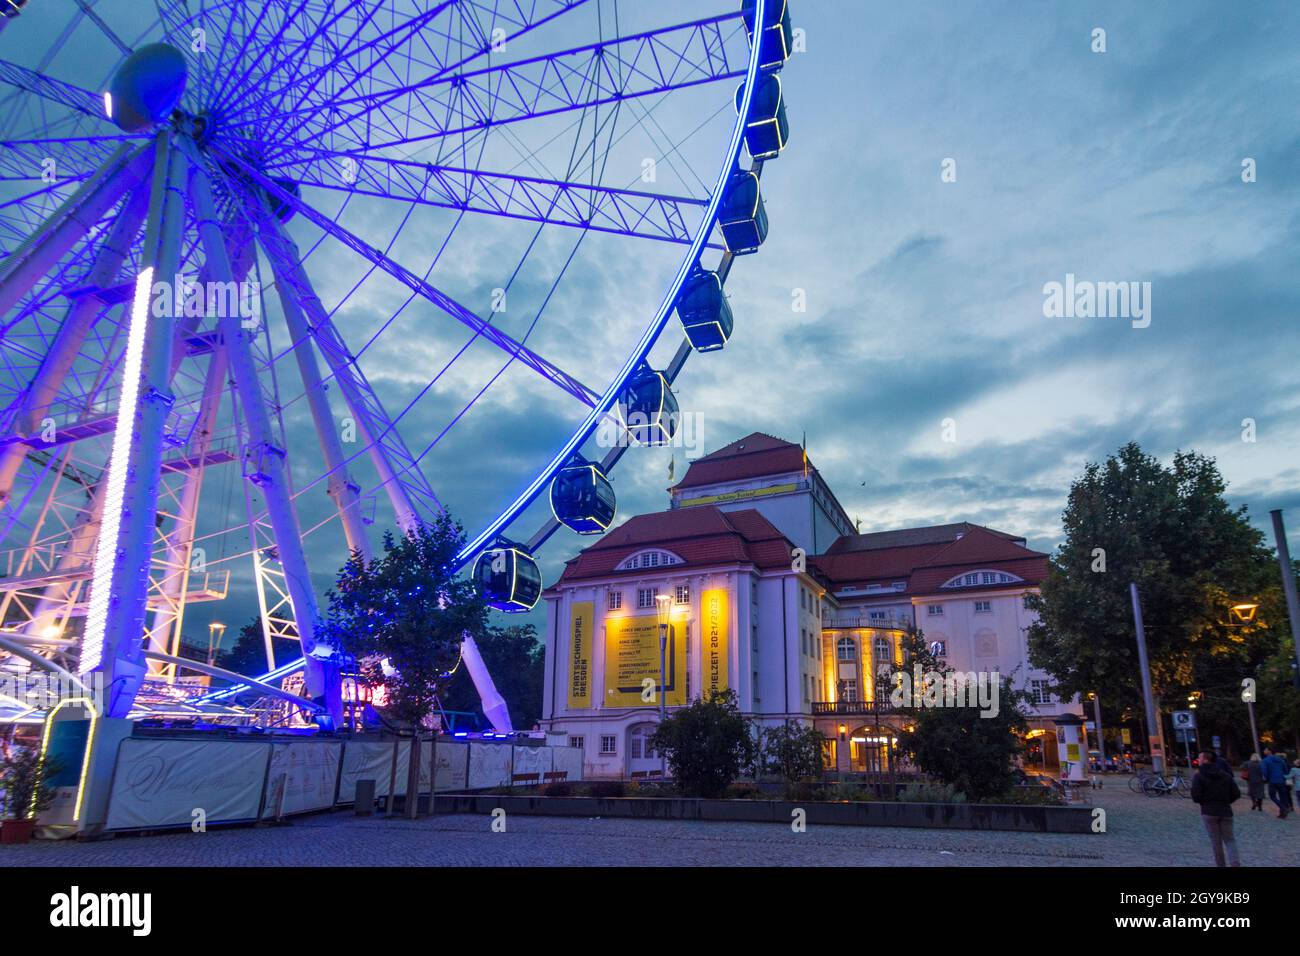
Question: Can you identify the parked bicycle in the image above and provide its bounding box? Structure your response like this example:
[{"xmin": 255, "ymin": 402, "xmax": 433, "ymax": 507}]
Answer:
[{"xmin": 1141, "ymin": 771, "xmax": 1191, "ymax": 798}]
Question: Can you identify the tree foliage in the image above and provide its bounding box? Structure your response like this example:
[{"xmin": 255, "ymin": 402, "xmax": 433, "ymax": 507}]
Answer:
[
  {"xmin": 761, "ymin": 721, "xmax": 826, "ymax": 785},
  {"xmin": 890, "ymin": 625, "xmax": 1031, "ymax": 801},
  {"xmin": 650, "ymin": 689, "xmax": 758, "ymax": 797},
  {"xmin": 1026, "ymin": 442, "xmax": 1292, "ymax": 747},
  {"xmin": 320, "ymin": 513, "xmax": 487, "ymax": 728}
]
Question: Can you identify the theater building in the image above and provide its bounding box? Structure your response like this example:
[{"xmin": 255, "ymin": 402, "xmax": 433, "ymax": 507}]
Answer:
[{"xmin": 539, "ymin": 433, "xmax": 1081, "ymax": 779}]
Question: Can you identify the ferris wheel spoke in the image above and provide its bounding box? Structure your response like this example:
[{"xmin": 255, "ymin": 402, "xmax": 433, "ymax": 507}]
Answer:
[
  {"xmin": 256, "ymin": 12, "xmax": 746, "ymax": 153},
  {"xmin": 0, "ymin": 59, "xmax": 108, "ymax": 125},
  {"xmin": 218, "ymin": 148, "xmax": 600, "ymax": 407},
  {"xmin": 257, "ymin": 146, "xmax": 711, "ymax": 246}
]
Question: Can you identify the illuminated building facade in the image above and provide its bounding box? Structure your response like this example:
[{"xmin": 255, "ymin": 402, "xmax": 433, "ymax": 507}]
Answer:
[{"xmin": 540, "ymin": 433, "xmax": 1081, "ymax": 778}]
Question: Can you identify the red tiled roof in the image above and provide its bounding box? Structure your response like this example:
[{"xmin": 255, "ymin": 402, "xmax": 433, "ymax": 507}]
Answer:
[
  {"xmin": 670, "ymin": 432, "xmax": 808, "ymax": 491},
  {"xmin": 824, "ymin": 522, "xmax": 1024, "ymax": 554},
  {"xmin": 812, "ymin": 526, "xmax": 1047, "ymax": 596},
  {"xmin": 550, "ymin": 506, "xmax": 795, "ymax": 587}
]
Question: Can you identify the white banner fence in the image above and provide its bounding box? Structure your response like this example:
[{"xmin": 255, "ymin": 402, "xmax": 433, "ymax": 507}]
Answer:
[{"xmin": 102, "ymin": 735, "xmax": 582, "ymax": 833}]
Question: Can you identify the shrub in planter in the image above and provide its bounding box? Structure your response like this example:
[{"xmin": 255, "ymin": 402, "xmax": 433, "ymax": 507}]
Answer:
[
  {"xmin": 540, "ymin": 781, "xmax": 574, "ymax": 797},
  {"xmin": 896, "ymin": 782, "xmax": 967, "ymax": 804},
  {"xmin": 586, "ymin": 781, "xmax": 625, "ymax": 799},
  {"xmin": 724, "ymin": 782, "xmax": 762, "ymax": 800},
  {"xmin": 1, "ymin": 748, "xmax": 58, "ymax": 844}
]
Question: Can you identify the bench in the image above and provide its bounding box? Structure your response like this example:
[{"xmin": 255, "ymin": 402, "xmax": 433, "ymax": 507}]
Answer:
[
  {"xmin": 542, "ymin": 771, "xmax": 568, "ymax": 783},
  {"xmin": 511, "ymin": 772, "xmax": 540, "ymax": 786}
]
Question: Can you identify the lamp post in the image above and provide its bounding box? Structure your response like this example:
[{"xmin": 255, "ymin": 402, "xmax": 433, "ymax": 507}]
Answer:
[
  {"xmin": 1088, "ymin": 692, "xmax": 1106, "ymax": 770},
  {"xmin": 207, "ymin": 621, "xmax": 226, "ymax": 668},
  {"xmin": 655, "ymin": 592, "xmax": 672, "ymax": 781},
  {"xmin": 1229, "ymin": 602, "xmax": 1262, "ymax": 758},
  {"xmin": 1129, "ymin": 582, "xmax": 1165, "ymax": 773}
]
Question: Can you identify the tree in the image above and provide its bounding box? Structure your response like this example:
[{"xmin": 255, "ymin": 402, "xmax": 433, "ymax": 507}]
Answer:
[
  {"xmin": 888, "ymin": 625, "xmax": 1031, "ymax": 801},
  {"xmin": 215, "ymin": 617, "xmax": 271, "ymax": 678},
  {"xmin": 320, "ymin": 512, "xmax": 488, "ymax": 815},
  {"xmin": 438, "ymin": 622, "xmax": 546, "ymax": 730},
  {"xmin": 761, "ymin": 722, "xmax": 826, "ymax": 791},
  {"xmin": 1027, "ymin": 443, "xmax": 1290, "ymax": 749},
  {"xmin": 649, "ymin": 689, "xmax": 757, "ymax": 797}
]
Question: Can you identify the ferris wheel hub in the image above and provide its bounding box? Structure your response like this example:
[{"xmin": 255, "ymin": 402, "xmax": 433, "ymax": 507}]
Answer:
[{"xmin": 105, "ymin": 43, "xmax": 188, "ymax": 133}]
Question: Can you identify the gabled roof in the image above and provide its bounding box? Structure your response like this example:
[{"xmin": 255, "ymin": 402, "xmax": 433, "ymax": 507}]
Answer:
[
  {"xmin": 550, "ymin": 506, "xmax": 796, "ymax": 587},
  {"xmin": 812, "ymin": 525, "xmax": 1047, "ymax": 597},
  {"xmin": 670, "ymin": 431, "xmax": 808, "ymax": 492}
]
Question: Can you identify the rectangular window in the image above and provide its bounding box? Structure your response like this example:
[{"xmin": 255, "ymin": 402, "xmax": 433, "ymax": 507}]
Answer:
[
  {"xmin": 930, "ymin": 640, "xmax": 947, "ymax": 656},
  {"xmin": 629, "ymin": 737, "xmax": 642, "ymax": 759},
  {"xmin": 637, "ymin": 587, "xmax": 657, "ymax": 609},
  {"xmin": 869, "ymin": 610, "xmax": 887, "ymax": 621},
  {"xmin": 569, "ymin": 735, "xmax": 584, "ymax": 751},
  {"xmin": 1029, "ymin": 680, "xmax": 1051, "ymax": 705},
  {"xmin": 751, "ymin": 624, "xmax": 759, "ymax": 652},
  {"xmin": 607, "ymin": 591, "xmax": 622, "ymax": 611},
  {"xmin": 983, "ymin": 572, "xmax": 996, "ymax": 585},
  {"xmin": 753, "ymin": 671, "xmax": 760, "ymax": 704},
  {"xmin": 803, "ymin": 674, "xmax": 810, "ymax": 702},
  {"xmin": 927, "ymin": 605, "xmax": 944, "ymax": 616},
  {"xmin": 974, "ymin": 600, "xmax": 991, "ymax": 613},
  {"xmin": 674, "ymin": 584, "xmax": 690, "ymax": 605},
  {"xmin": 600, "ymin": 735, "xmax": 617, "ymax": 755}
]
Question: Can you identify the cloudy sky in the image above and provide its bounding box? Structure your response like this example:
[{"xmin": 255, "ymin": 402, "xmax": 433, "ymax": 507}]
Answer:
[{"xmin": 4, "ymin": 1, "xmax": 1299, "ymax": 648}]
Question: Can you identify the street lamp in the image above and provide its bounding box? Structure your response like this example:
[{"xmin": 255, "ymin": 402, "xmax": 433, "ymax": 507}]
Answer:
[
  {"xmin": 654, "ymin": 592, "xmax": 672, "ymax": 781},
  {"xmin": 207, "ymin": 621, "xmax": 226, "ymax": 667},
  {"xmin": 1087, "ymin": 692, "xmax": 1106, "ymax": 771}
]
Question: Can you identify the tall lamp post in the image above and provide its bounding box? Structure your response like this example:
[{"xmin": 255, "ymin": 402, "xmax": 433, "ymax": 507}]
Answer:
[
  {"xmin": 1088, "ymin": 692, "xmax": 1106, "ymax": 770},
  {"xmin": 1230, "ymin": 602, "xmax": 1262, "ymax": 757},
  {"xmin": 655, "ymin": 593, "xmax": 672, "ymax": 781},
  {"xmin": 1129, "ymin": 582, "xmax": 1165, "ymax": 773}
]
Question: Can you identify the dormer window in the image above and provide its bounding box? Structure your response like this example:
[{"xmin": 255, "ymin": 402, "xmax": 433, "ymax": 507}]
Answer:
[
  {"xmin": 616, "ymin": 549, "xmax": 685, "ymax": 571},
  {"xmin": 939, "ymin": 569, "xmax": 1024, "ymax": 589}
]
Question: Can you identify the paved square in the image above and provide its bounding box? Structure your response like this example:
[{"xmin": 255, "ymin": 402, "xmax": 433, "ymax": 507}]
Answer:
[{"xmin": 3, "ymin": 783, "xmax": 1298, "ymax": 867}]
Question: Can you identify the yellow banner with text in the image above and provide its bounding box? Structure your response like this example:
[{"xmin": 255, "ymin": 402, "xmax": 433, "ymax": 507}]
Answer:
[
  {"xmin": 604, "ymin": 613, "xmax": 687, "ymax": 707},
  {"xmin": 567, "ymin": 601, "xmax": 593, "ymax": 709},
  {"xmin": 701, "ymin": 588, "xmax": 729, "ymax": 697}
]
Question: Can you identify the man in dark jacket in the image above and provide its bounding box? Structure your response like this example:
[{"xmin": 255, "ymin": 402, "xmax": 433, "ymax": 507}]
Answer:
[
  {"xmin": 1191, "ymin": 750, "xmax": 1242, "ymax": 866},
  {"xmin": 1262, "ymin": 748, "xmax": 1290, "ymax": 818}
]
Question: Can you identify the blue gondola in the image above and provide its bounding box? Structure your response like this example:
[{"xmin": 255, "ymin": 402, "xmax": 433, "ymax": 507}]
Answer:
[
  {"xmin": 676, "ymin": 268, "xmax": 733, "ymax": 352},
  {"xmin": 717, "ymin": 170, "xmax": 768, "ymax": 255},
  {"xmin": 551, "ymin": 458, "xmax": 617, "ymax": 534},
  {"xmin": 741, "ymin": 0, "xmax": 793, "ymax": 72},
  {"xmin": 473, "ymin": 541, "xmax": 542, "ymax": 613},
  {"xmin": 618, "ymin": 367, "xmax": 679, "ymax": 445},
  {"xmin": 735, "ymin": 72, "xmax": 788, "ymax": 161}
]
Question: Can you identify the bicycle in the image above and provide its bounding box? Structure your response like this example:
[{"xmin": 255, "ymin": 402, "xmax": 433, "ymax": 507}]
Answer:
[{"xmin": 1142, "ymin": 772, "xmax": 1191, "ymax": 798}]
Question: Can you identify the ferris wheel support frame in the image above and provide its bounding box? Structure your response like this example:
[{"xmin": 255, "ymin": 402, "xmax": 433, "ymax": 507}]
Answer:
[
  {"xmin": 78, "ymin": 131, "xmax": 185, "ymax": 719},
  {"xmin": 0, "ymin": 183, "xmax": 149, "ymax": 502},
  {"xmin": 0, "ymin": 141, "xmax": 150, "ymax": 319},
  {"xmin": 181, "ymin": 136, "xmax": 342, "ymax": 722}
]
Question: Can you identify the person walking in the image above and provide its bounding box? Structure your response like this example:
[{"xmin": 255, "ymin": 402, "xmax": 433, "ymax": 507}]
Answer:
[
  {"xmin": 1244, "ymin": 754, "xmax": 1266, "ymax": 811},
  {"xmin": 1289, "ymin": 759, "xmax": 1300, "ymax": 811},
  {"xmin": 1192, "ymin": 750, "xmax": 1242, "ymax": 867},
  {"xmin": 1262, "ymin": 748, "xmax": 1290, "ymax": 819}
]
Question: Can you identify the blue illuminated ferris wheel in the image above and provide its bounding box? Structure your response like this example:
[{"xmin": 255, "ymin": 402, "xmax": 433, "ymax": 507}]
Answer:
[{"xmin": 0, "ymin": 0, "xmax": 793, "ymax": 727}]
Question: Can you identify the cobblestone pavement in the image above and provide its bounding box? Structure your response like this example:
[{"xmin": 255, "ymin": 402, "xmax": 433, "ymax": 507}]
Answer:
[{"xmin": 3, "ymin": 780, "xmax": 1299, "ymax": 866}]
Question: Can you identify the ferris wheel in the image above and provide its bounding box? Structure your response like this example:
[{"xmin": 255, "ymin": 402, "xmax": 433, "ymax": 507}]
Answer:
[{"xmin": 0, "ymin": 0, "xmax": 794, "ymax": 728}]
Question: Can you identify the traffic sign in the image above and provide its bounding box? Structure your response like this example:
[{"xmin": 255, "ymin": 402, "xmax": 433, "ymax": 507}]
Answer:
[{"xmin": 1172, "ymin": 710, "xmax": 1196, "ymax": 730}]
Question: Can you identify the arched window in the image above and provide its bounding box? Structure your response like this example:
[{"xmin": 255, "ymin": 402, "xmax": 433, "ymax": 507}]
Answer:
[
  {"xmin": 873, "ymin": 635, "xmax": 893, "ymax": 670},
  {"xmin": 836, "ymin": 637, "xmax": 857, "ymax": 661}
]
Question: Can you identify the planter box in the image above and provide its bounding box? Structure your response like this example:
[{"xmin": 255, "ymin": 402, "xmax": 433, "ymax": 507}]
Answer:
[
  {"xmin": 0, "ymin": 818, "xmax": 37, "ymax": 844},
  {"xmin": 432, "ymin": 794, "xmax": 1095, "ymax": 834}
]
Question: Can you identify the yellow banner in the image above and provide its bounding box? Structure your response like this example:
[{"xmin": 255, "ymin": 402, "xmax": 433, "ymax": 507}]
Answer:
[
  {"xmin": 701, "ymin": 588, "xmax": 729, "ymax": 696},
  {"xmin": 604, "ymin": 613, "xmax": 686, "ymax": 707},
  {"xmin": 567, "ymin": 601, "xmax": 593, "ymax": 709},
  {"xmin": 676, "ymin": 482, "xmax": 797, "ymax": 508}
]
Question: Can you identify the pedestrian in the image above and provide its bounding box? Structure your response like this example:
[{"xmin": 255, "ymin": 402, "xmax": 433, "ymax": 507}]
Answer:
[
  {"xmin": 1243, "ymin": 754, "xmax": 1265, "ymax": 810},
  {"xmin": 1289, "ymin": 760, "xmax": 1300, "ymax": 811},
  {"xmin": 1262, "ymin": 748, "xmax": 1290, "ymax": 819},
  {"xmin": 1192, "ymin": 749, "xmax": 1242, "ymax": 867}
]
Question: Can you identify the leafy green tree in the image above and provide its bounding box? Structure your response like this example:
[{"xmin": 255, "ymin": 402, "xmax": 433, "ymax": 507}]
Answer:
[
  {"xmin": 650, "ymin": 689, "xmax": 757, "ymax": 797},
  {"xmin": 896, "ymin": 675, "xmax": 1031, "ymax": 802},
  {"xmin": 761, "ymin": 722, "xmax": 826, "ymax": 789},
  {"xmin": 439, "ymin": 623, "xmax": 545, "ymax": 730},
  {"xmin": 0, "ymin": 749, "xmax": 60, "ymax": 820},
  {"xmin": 320, "ymin": 513, "xmax": 488, "ymax": 815},
  {"xmin": 215, "ymin": 618, "xmax": 271, "ymax": 678},
  {"xmin": 1027, "ymin": 443, "xmax": 1287, "ymax": 744}
]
